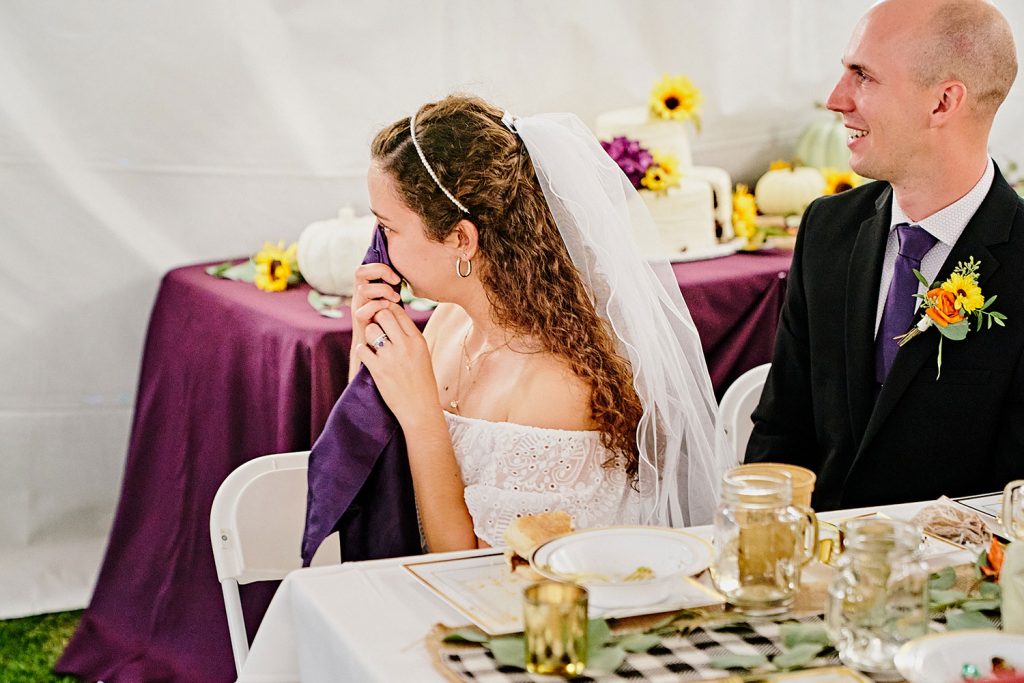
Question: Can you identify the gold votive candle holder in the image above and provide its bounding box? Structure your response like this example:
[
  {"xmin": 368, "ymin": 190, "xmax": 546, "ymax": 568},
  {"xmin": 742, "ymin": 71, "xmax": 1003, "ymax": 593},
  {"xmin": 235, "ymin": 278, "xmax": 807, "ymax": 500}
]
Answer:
[{"xmin": 523, "ymin": 580, "xmax": 588, "ymax": 676}]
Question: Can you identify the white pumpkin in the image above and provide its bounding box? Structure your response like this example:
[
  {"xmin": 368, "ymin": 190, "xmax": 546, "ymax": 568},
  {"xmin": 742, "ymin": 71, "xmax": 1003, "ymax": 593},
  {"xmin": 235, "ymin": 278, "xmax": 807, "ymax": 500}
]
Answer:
[
  {"xmin": 296, "ymin": 207, "xmax": 376, "ymax": 296},
  {"xmin": 795, "ymin": 112, "xmax": 851, "ymax": 171},
  {"xmin": 754, "ymin": 166, "xmax": 826, "ymax": 216}
]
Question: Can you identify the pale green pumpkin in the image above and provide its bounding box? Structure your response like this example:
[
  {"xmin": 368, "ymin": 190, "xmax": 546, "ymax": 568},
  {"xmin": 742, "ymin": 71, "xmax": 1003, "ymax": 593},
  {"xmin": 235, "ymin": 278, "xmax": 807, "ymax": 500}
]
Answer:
[{"xmin": 795, "ymin": 112, "xmax": 851, "ymax": 170}]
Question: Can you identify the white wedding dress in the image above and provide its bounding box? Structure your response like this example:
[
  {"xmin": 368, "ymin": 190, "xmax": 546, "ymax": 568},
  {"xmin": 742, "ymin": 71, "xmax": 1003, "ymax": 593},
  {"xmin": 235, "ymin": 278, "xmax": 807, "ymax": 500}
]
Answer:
[{"xmin": 445, "ymin": 411, "xmax": 641, "ymax": 547}]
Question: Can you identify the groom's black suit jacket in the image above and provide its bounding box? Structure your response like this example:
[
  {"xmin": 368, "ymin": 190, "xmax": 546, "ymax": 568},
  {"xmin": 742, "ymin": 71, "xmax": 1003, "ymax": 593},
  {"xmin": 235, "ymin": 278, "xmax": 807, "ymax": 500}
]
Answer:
[{"xmin": 746, "ymin": 168, "xmax": 1024, "ymax": 510}]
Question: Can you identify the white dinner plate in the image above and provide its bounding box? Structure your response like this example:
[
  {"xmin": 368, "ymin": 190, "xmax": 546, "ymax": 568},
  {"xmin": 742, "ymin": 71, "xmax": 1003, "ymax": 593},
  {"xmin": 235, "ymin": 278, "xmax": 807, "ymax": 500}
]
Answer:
[
  {"xmin": 530, "ymin": 526, "xmax": 713, "ymax": 608},
  {"xmin": 664, "ymin": 238, "xmax": 743, "ymax": 263},
  {"xmin": 893, "ymin": 630, "xmax": 1024, "ymax": 683},
  {"xmin": 403, "ymin": 545, "xmax": 721, "ymax": 636}
]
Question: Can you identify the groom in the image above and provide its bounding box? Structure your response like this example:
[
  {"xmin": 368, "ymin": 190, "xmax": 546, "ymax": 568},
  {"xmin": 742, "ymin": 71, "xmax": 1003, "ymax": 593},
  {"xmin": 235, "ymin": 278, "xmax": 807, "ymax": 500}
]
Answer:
[{"xmin": 746, "ymin": 0, "xmax": 1024, "ymax": 510}]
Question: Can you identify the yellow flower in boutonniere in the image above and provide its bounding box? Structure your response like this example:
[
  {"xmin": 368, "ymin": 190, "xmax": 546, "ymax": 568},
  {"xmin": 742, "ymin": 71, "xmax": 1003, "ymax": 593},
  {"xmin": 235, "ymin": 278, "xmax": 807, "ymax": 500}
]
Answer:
[
  {"xmin": 640, "ymin": 152, "xmax": 682, "ymax": 193},
  {"xmin": 942, "ymin": 271, "xmax": 985, "ymax": 313},
  {"xmin": 649, "ymin": 74, "xmax": 702, "ymax": 131},
  {"xmin": 822, "ymin": 168, "xmax": 863, "ymax": 195},
  {"xmin": 254, "ymin": 241, "xmax": 299, "ymax": 292},
  {"xmin": 894, "ymin": 256, "xmax": 1006, "ymax": 377}
]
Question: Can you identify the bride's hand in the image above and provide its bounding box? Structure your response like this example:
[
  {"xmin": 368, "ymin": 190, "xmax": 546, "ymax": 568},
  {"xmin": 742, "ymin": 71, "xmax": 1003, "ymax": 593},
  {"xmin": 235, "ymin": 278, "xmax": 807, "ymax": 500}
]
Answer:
[
  {"xmin": 356, "ymin": 302, "xmax": 440, "ymax": 429},
  {"xmin": 350, "ymin": 263, "xmax": 402, "ymax": 348}
]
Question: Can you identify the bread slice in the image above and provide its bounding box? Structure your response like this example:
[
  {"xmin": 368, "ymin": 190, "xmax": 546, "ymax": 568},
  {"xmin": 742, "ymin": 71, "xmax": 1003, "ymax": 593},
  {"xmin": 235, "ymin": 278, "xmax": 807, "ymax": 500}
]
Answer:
[{"xmin": 503, "ymin": 511, "xmax": 573, "ymax": 578}]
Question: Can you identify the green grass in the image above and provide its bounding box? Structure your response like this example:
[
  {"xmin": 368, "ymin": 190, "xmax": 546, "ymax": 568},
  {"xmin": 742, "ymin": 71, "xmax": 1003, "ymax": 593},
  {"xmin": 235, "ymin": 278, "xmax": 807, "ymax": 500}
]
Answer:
[{"xmin": 0, "ymin": 611, "xmax": 81, "ymax": 682}]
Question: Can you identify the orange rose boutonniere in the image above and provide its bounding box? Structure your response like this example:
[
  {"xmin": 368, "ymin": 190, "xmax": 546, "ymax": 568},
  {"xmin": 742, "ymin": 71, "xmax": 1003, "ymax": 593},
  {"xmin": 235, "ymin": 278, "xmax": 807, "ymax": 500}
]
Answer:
[{"xmin": 894, "ymin": 257, "xmax": 1007, "ymax": 378}]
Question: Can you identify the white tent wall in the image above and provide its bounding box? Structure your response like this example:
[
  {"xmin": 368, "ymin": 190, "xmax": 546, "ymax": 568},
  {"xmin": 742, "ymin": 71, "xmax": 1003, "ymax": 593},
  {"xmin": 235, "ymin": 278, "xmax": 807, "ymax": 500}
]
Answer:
[{"xmin": 2, "ymin": 0, "xmax": 1022, "ymax": 619}]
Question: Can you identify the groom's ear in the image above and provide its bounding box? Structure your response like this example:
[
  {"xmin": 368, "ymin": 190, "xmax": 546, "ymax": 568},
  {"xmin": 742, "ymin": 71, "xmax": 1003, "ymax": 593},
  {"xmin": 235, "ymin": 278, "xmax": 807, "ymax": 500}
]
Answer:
[
  {"xmin": 929, "ymin": 80, "xmax": 967, "ymax": 126},
  {"xmin": 446, "ymin": 219, "xmax": 480, "ymax": 258}
]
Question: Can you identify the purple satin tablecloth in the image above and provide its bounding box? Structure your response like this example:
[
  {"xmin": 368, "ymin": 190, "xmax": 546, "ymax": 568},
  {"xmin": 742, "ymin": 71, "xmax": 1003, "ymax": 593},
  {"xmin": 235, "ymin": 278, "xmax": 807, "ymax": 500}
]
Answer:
[{"xmin": 57, "ymin": 250, "xmax": 791, "ymax": 682}]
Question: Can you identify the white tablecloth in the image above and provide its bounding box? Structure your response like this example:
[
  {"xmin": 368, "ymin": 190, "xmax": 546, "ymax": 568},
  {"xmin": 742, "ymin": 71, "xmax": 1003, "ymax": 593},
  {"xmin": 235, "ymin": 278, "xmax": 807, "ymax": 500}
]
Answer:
[{"xmin": 239, "ymin": 501, "xmax": 967, "ymax": 682}]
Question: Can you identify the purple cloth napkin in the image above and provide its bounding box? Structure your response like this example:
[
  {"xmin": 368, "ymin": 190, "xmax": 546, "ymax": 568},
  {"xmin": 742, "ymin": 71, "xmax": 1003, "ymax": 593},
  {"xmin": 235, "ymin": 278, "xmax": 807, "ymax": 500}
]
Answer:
[{"xmin": 301, "ymin": 227, "xmax": 422, "ymax": 565}]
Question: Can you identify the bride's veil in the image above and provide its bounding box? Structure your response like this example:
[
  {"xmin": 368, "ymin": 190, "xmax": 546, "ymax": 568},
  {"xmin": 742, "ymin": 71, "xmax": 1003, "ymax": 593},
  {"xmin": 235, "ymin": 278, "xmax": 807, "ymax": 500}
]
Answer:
[{"xmin": 511, "ymin": 111, "xmax": 731, "ymax": 526}]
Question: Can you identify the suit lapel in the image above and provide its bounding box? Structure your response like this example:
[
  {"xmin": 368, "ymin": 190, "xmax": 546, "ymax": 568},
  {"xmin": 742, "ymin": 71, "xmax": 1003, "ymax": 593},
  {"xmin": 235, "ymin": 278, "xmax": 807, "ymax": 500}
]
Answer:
[
  {"xmin": 858, "ymin": 171, "xmax": 1017, "ymax": 452},
  {"xmin": 845, "ymin": 188, "xmax": 892, "ymax": 443}
]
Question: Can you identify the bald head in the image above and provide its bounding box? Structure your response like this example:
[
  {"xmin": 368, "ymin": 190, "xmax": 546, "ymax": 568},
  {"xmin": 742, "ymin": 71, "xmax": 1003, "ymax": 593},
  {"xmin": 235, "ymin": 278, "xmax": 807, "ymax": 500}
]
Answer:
[{"xmin": 873, "ymin": 0, "xmax": 1017, "ymax": 115}]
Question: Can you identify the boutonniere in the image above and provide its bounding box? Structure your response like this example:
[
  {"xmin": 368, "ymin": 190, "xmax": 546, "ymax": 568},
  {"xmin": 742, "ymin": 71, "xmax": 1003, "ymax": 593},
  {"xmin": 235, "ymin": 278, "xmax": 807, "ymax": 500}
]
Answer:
[{"xmin": 894, "ymin": 257, "xmax": 1007, "ymax": 378}]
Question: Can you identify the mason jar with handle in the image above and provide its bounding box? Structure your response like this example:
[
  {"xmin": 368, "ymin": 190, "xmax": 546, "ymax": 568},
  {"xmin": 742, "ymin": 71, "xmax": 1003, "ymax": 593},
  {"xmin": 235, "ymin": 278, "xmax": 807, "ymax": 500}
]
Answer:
[
  {"xmin": 1001, "ymin": 479, "xmax": 1024, "ymax": 633},
  {"xmin": 711, "ymin": 470, "xmax": 818, "ymax": 616},
  {"xmin": 826, "ymin": 518, "xmax": 929, "ymax": 680}
]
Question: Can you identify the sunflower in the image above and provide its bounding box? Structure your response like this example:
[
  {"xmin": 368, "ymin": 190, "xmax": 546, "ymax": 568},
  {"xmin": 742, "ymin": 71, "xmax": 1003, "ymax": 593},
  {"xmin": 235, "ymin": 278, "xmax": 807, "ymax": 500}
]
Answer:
[
  {"xmin": 942, "ymin": 271, "xmax": 985, "ymax": 313},
  {"xmin": 732, "ymin": 184, "xmax": 759, "ymax": 240},
  {"xmin": 254, "ymin": 240, "xmax": 299, "ymax": 292},
  {"xmin": 823, "ymin": 168, "xmax": 863, "ymax": 195},
  {"xmin": 641, "ymin": 152, "xmax": 682, "ymax": 193},
  {"xmin": 649, "ymin": 74, "xmax": 703, "ymax": 129}
]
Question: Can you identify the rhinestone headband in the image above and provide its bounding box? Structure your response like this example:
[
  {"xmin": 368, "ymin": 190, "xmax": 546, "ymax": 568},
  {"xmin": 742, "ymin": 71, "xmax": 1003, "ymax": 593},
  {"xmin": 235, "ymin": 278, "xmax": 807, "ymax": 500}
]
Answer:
[{"xmin": 409, "ymin": 109, "xmax": 470, "ymax": 215}]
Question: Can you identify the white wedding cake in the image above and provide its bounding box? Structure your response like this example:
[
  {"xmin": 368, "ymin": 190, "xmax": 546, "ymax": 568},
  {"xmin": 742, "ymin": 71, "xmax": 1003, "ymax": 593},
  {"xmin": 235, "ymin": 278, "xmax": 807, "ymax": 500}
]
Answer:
[
  {"xmin": 597, "ymin": 106, "xmax": 695, "ymax": 167},
  {"xmin": 642, "ymin": 179, "xmax": 717, "ymax": 253},
  {"xmin": 595, "ymin": 106, "xmax": 734, "ymax": 255}
]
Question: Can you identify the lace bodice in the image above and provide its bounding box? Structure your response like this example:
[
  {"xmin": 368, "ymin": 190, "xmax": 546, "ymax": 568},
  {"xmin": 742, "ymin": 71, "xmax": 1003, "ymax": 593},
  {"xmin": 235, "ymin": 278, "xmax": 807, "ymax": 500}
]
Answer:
[{"xmin": 445, "ymin": 411, "xmax": 640, "ymax": 547}]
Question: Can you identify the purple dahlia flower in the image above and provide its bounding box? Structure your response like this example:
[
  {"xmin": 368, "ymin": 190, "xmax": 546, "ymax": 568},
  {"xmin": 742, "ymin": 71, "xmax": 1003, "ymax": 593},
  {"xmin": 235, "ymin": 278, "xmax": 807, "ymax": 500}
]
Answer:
[{"xmin": 601, "ymin": 136, "xmax": 653, "ymax": 189}]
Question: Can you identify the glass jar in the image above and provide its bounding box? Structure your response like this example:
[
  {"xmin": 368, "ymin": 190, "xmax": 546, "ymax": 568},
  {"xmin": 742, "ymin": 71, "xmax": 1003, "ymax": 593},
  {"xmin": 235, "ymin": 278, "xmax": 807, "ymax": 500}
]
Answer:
[
  {"xmin": 711, "ymin": 470, "xmax": 818, "ymax": 616},
  {"xmin": 523, "ymin": 581, "xmax": 588, "ymax": 676},
  {"xmin": 825, "ymin": 518, "xmax": 929, "ymax": 679}
]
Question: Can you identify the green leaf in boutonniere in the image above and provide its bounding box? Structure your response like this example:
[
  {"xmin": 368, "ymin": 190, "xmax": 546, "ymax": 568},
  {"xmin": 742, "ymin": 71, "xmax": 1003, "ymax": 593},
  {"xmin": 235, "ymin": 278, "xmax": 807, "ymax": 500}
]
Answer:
[{"xmin": 936, "ymin": 320, "xmax": 970, "ymax": 341}]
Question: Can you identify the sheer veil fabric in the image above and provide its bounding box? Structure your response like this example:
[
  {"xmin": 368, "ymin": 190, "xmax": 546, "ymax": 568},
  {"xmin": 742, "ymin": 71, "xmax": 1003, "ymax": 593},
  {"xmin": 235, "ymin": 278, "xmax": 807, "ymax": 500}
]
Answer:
[{"xmin": 513, "ymin": 112, "xmax": 729, "ymax": 526}]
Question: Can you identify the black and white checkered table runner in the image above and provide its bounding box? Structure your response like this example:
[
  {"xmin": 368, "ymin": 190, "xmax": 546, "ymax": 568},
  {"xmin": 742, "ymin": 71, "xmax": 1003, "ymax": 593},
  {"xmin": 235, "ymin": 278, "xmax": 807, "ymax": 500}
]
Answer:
[{"xmin": 442, "ymin": 616, "xmax": 840, "ymax": 682}]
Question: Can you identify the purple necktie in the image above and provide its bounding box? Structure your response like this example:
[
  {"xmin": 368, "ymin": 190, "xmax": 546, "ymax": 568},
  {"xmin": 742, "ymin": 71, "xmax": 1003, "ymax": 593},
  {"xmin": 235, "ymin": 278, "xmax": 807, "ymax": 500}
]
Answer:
[{"xmin": 875, "ymin": 223, "xmax": 938, "ymax": 384}]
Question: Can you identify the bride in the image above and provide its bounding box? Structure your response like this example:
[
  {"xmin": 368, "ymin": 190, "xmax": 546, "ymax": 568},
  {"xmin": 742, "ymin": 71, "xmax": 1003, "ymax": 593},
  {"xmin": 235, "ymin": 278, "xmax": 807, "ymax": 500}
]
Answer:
[{"xmin": 351, "ymin": 95, "xmax": 722, "ymax": 552}]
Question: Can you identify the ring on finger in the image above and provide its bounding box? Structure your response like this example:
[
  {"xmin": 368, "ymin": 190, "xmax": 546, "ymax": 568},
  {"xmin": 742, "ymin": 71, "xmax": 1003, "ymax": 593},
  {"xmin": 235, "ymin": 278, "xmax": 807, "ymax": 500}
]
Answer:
[{"xmin": 372, "ymin": 333, "xmax": 390, "ymax": 349}]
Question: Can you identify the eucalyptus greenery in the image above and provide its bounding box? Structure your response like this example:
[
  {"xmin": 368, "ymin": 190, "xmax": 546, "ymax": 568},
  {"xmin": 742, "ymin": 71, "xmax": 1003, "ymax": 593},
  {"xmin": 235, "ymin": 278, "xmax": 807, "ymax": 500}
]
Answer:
[
  {"xmin": 443, "ymin": 617, "xmax": 660, "ymax": 674},
  {"xmin": 307, "ymin": 290, "xmax": 344, "ymax": 318},
  {"xmin": 442, "ymin": 610, "xmax": 838, "ymax": 677},
  {"xmin": 927, "ymin": 564, "xmax": 1002, "ymax": 630},
  {"xmin": 707, "ymin": 622, "xmax": 834, "ymax": 675},
  {"xmin": 206, "ymin": 259, "xmax": 256, "ymax": 282}
]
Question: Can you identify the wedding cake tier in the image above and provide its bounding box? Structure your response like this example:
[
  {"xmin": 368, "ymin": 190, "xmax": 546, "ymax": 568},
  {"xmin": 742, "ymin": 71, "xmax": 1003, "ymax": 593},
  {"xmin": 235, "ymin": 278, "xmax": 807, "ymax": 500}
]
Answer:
[
  {"xmin": 595, "ymin": 107, "xmax": 733, "ymax": 244},
  {"xmin": 641, "ymin": 178, "xmax": 717, "ymax": 254},
  {"xmin": 596, "ymin": 106, "xmax": 694, "ymax": 167}
]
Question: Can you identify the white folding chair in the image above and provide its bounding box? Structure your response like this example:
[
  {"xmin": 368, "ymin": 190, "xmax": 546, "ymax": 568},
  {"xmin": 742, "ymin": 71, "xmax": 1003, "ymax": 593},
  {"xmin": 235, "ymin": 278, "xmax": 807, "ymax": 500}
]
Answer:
[
  {"xmin": 719, "ymin": 363, "xmax": 772, "ymax": 462},
  {"xmin": 209, "ymin": 450, "xmax": 341, "ymax": 673}
]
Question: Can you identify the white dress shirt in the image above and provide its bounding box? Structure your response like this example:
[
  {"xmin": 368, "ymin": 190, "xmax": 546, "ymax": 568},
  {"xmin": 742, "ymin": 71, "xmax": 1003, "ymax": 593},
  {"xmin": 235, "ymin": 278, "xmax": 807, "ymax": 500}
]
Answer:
[{"xmin": 874, "ymin": 157, "xmax": 995, "ymax": 336}]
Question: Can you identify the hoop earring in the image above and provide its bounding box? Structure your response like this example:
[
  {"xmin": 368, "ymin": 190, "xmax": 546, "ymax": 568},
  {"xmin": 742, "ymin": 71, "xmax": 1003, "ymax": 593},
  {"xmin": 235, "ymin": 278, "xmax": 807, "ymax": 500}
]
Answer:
[{"xmin": 455, "ymin": 256, "xmax": 472, "ymax": 278}]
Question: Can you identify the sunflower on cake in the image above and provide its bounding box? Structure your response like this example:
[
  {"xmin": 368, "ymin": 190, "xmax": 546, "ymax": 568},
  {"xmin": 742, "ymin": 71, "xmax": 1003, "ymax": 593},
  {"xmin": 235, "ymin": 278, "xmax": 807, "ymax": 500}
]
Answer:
[{"xmin": 596, "ymin": 74, "xmax": 734, "ymax": 257}]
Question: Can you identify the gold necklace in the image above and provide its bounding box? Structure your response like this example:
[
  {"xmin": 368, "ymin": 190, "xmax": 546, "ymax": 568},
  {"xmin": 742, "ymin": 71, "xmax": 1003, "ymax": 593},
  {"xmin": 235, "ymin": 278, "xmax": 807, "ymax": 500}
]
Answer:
[{"xmin": 448, "ymin": 328, "xmax": 510, "ymax": 413}]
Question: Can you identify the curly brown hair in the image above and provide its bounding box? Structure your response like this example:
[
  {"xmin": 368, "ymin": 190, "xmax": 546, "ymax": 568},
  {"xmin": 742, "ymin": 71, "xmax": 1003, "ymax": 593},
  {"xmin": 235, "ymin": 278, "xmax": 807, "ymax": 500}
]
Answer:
[{"xmin": 370, "ymin": 94, "xmax": 644, "ymax": 479}]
